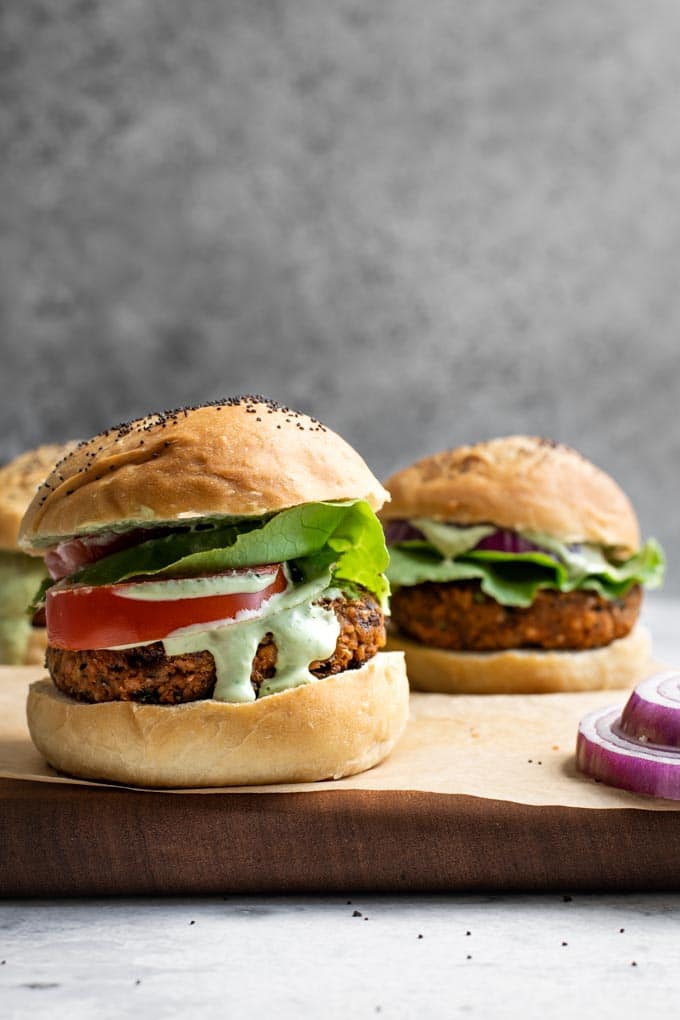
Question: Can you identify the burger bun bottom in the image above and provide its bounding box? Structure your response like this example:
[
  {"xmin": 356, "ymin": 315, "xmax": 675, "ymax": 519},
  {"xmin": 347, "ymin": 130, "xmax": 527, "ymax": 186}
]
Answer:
[
  {"xmin": 26, "ymin": 652, "xmax": 409, "ymax": 789},
  {"xmin": 386, "ymin": 625, "xmax": 652, "ymax": 694}
]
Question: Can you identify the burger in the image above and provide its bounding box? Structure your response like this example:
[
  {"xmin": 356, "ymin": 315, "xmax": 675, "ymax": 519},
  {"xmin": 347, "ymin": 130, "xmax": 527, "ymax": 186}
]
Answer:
[
  {"xmin": 381, "ymin": 436, "xmax": 664, "ymax": 693},
  {"xmin": 19, "ymin": 397, "xmax": 408, "ymax": 787},
  {"xmin": 0, "ymin": 443, "xmax": 76, "ymax": 665}
]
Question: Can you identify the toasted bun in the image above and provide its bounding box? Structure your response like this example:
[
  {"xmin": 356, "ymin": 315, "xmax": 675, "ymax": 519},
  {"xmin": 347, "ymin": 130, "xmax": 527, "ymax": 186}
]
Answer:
[
  {"xmin": 382, "ymin": 436, "xmax": 639, "ymax": 555},
  {"xmin": 0, "ymin": 443, "xmax": 77, "ymax": 550},
  {"xmin": 26, "ymin": 652, "xmax": 408, "ymax": 788},
  {"xmin": 386, "ymin": 625, "xmax": 652, "ymax": 694},
  {"xmin": 20, "ymin": 398, "xmax": 388, "ymax": 549}
]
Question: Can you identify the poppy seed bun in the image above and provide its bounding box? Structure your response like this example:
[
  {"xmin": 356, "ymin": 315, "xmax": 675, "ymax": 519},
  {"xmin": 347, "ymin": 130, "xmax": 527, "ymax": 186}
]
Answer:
[
  {"xmin": 386, "ymin": 625, "xmax": 651, "ymax": 695},
  {"xmin": 26, "ymin": 652, "xmax": 409, "ymax": 788},
  {"xmin": 20, "ymin": 398, "xmax": 389, "ymax": 549},
  {"xmin": 382, "ymin": 436, "xmax": 639, "ymax": 556},
  {"xmin": 0, "ymin": 443, "xmax": 77, "ymax": 550}
]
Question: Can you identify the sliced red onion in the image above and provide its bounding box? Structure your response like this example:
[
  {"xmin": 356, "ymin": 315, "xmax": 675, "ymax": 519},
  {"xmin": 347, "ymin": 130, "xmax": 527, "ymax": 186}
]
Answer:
[
  {"xmin": 577, "ymin": 671, "xmax": 680, "ymax": 800},
  {"xmin": 384, "ymin": 522, "xmax": 545, "ymax": 550},
  {"xmin": 473, "ymin": 530, "xmax": 545, "ymax": 554},
  {"xmin": 618, "ymin": 671, "xmax": 680, "ymax": 749},
  {"xmin": 45, "ymin": 527, "xmax": 173, "ymax": 580},
  {"xmin": 383, "ymin": 520, "xmax": 425, "ymax": 545},
  {"xmin": 384, "ymin": 521, "xmax": 577, "ymax": 560},
  {"xmin": 46, "ymin": 535, "xmax": 118, "ymax": 580}
]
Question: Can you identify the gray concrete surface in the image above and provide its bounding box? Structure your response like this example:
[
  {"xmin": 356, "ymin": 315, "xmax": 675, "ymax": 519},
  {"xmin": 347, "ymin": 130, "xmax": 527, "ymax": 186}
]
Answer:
[
  {"xmin": 4, "ymin": 891, "xmax": 680, "ymax": 1019},
  {"xmin": 1, "ymin": 1, "xmax": 680, "ymax": 588}
]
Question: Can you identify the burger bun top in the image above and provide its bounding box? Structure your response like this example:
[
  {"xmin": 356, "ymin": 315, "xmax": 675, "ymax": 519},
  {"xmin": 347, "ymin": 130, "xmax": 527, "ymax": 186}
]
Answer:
[
  {"xmin": 0, "ymin": 443, "xmax": 77, "ymax": 551},
  {"xmin": 382, "ymin": 435, "xmax": 640, "ymax": 556},
  {"xmin": 20, "ymin": 398, "xmax": 388, "ymax": 549}
]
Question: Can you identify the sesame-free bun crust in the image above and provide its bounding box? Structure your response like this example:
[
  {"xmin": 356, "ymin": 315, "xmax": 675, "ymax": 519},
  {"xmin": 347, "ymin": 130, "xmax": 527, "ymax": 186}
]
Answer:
[
  {"xmin": 383, "ymin": 436, "xmax": 640, "ymax": 555},
  {"xmin": 0, "ymin": 443, "xmax": 77, "ymax": 550},
  {"xmin": 386, "ymin": 625, "xmax": 652, "ymax": 694},
  {"xmin": 26, "ymin": 652, "xmax": 408, "ymax": 788},
  {"xmin": 20, "ymin": 399, "xmax": 389, "ymax": 548}
]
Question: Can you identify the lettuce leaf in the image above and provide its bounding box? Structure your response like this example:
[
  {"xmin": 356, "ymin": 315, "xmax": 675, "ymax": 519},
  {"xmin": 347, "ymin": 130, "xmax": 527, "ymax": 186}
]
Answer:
[
  {"xmin": 38, "ymin": 501, "xmax": 389, "ymax": 608},
  {"xmin": 0, "ymin": 552, "xmax": 49, "ymax": 618},
  {"xmin": 386, "ymin": 537, "xmax": 665, "ymax": 608}
]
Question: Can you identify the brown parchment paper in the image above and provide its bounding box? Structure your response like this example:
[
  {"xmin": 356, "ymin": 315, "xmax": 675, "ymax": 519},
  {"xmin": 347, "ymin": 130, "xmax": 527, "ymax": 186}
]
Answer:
[{"xmin": 2, "ymin": 666, "xmax": 679, "ymax": 809}]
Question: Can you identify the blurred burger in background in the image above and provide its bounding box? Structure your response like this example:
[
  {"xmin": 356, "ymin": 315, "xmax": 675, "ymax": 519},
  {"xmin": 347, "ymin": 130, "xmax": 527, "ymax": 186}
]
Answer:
[
  {"xmin": 382, "ymin": 436, "xmax": 664, "ymax": 693},
  {"xmin": 0, "ymin": 443, "xmax": 76, "ymax": 665}
]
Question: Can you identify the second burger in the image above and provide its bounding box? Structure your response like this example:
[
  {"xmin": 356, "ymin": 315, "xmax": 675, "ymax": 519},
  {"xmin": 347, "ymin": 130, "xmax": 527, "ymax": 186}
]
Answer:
[{"xmin": 382, "ymin": 436, "xmax": 664, "ymax": 693}]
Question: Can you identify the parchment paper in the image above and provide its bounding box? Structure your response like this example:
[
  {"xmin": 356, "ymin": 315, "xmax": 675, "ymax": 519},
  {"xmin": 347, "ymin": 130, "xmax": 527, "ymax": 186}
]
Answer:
[{"xmin": 2, "ymin": 666, "xmax": 678, "ymax": 808}]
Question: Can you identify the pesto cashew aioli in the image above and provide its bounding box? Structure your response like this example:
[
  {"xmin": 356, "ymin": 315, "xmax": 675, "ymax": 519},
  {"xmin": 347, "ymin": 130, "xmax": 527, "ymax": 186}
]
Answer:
[
  {"xmin": 388, "ymin": 517, "xmax": 665, "ymax": 608},
  {"xmin": 117, "ymin": 569, "xmax": 280, "ymax": 601},
  {"xmin": 410, "ymin": 518, "xmax": 637, "ymax": 571},
  {"xmin": 109, "ymin": 567, "xmax": 341, "ymax": 704}
]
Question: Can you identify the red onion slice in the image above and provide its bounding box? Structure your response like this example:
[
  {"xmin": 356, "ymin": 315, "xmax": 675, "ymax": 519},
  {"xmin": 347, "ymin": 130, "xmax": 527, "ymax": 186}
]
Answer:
[
  {"xmin": 618, "ymin": 671, "xmax": 680, "ymax": 749},
  {"xmin": 383, "ymin": 520, "xmax": 426, "ymax": 544},
  {"xmin": 46, "ymin": 526, "xmax": 178, "ymax": 580},
  {"xmin": 383, "ymin": 522, "xmax": 550, "ymax": 553},
  {"xmin": 577, "ymin": 671, "xmax": 680, "ymax": 800},
  {"xmin": 473, "ymin": 530, "xmax": 546, "ymax": 554}
]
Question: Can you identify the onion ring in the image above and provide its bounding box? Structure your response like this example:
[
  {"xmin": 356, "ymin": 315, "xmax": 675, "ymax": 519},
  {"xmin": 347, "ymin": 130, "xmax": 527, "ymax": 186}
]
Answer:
[{"xmin": 577, "ymin": 671, "xmax": 680, "ymax": 800}]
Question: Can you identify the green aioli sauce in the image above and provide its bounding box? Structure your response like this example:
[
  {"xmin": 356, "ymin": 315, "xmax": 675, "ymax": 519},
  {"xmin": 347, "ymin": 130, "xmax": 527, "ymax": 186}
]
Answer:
[
  {"xmin": 119, "ymin": 569, "xmax": 278, "ymax": 601},
  {"xmin": 161, "ymin": 571, "xmax": 340, "ymax": 703},
  {"xmin": 411, "ymin": 520, "xmax": 495, "ymax": 558},
  {"xmin": 409, "ymin": 519, "xmax": 628, "ymax": 572}
]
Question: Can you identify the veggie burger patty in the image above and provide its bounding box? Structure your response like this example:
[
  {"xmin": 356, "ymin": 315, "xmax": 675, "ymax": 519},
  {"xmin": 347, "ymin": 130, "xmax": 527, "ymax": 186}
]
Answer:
[
  {"xmin": 390, "ymin": 581, "xmax": 641, "ymax": 652},
  {"xmin": 47, "ymin": 590, "xmax": 385, "ymax": 704}
]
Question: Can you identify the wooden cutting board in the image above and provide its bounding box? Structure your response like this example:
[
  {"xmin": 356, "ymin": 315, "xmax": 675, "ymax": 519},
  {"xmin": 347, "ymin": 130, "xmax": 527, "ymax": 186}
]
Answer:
[{"xmin": 2, "ymin": 667, "xmax": 680, "ymax": 895}]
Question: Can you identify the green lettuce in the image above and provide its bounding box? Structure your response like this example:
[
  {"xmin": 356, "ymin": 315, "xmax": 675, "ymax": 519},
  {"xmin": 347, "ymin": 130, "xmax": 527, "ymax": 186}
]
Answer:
[
  {"xmin": 36, "ymin": 501, "xmax": 389, "ymax": 609},
  {"xmin": 0, "ymin": 551, "xmax": 49, "ymax": 618},
  {"xmin": 386, "ymin": 529, "xmax": 665, "ymax": 608},
  {"xmin": 1, "ymin": 552, "xmax": 50, "ymax": 663}
]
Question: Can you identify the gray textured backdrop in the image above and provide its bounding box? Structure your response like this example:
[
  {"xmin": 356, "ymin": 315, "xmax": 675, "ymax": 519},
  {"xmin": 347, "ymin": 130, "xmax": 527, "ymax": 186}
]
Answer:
[{"xmin": 1, "ymin": 1, "xmax": 679, "ymax": 588}]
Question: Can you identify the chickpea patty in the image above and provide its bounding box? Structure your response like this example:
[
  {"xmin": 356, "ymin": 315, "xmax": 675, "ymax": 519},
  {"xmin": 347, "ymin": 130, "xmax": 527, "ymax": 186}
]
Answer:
[
  {"xmin": 46, "ymin": 592, "xmax": 385, "ymax": 703},
  {"xmin": 390, "ymin": 581, "xmax": 641, "ymax": 651}
]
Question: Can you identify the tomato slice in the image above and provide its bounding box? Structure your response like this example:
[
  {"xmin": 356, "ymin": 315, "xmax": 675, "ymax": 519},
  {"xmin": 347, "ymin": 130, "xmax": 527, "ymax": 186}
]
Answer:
[{"xmin": 46, "ymin": 566, "xmax": 287, "ymax": 651}]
